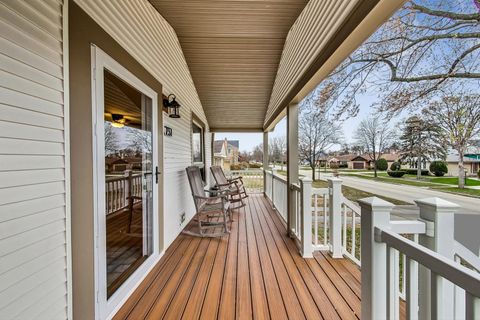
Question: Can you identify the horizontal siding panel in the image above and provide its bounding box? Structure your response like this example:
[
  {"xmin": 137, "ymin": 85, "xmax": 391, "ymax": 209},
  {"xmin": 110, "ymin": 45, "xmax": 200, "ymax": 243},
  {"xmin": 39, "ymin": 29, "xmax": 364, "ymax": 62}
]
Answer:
[
  {"xmin": 0, "ymin": 155, "xmax": 64, "ymax": 171},
  {"xmin": 0, "ymin": 220, "xmax": 65, "ymax": 257},
  {"xmin": 0, "ymin": 181, "xmax": 65, "ymax": 206},
  {"xmin": 0, "ymin": 3, "xmax": 62, "ymax": 54},
  {"xmin": 0, "ymin": 37, "xmax": 63, "ymax": 78},
  {"xmin": 20, "ymin": 286, "xmax": 67, "ymax": 320},
  {"xmin": 0, "ymin": 232, "xmax": 65, "ymax": 274},
  {"xmin": 1, "ymin": 0, "xmax": 62, "ymax": 40},
  {"xmin": 0, "ymin": 138, "xmax": 64, "ymax": 155},
  {"xmin": 0, "ymin": 70, "xmax": 63, "ymax": 104},
  {"xmin": 0, "ymin": 87, "xmax": 63, "ymax": 116},
  {"xmin": 0, "ymin": 120, "xmax": 63, "ymax": 142},
  {"xmin": 0, "ymin": 194, "xmax": 65, "ymax": 223},
  {"xmin": 0, "ymin": 245, "xmax": 66, "ymax": 291},
  {"xmin": 0, "ymin": 261, "xmax": 66, "ymax": 318},
  {"xmin": 0, "ymin": 19, "xmax": 62, "ymax": 66},
  {"xmin": 0, "ymin": 168, "xmax": 64, "ymax": 189},
  {"xmin": 0, "ymin": 0, "xmax": 67, "ymax": 318},
  {"xmin": 0, "ymin": 104, "xmax": 64, "ymax": 129},
  {"xmin": 0, "ymin": 207, "xmax": 65, "ymax": 240},
  {"xmin": 0, "ymin": 53, "xmax": 63, "ymax": 91}
]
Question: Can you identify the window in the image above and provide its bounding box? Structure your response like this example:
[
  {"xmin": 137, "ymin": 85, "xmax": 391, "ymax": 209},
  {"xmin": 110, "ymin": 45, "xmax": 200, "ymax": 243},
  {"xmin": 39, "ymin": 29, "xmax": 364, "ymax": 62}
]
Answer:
[
  {"xmin": 192, "ymin": 117, "xmax": 206, "ymax": 181},
  {"xmin": 192, "ymin": 122, "xmax": 203, "ymax": 164}
]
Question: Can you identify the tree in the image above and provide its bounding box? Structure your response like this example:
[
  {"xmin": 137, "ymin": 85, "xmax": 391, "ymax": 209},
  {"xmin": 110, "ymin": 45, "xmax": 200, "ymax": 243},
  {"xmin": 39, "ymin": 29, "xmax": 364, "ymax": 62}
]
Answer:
[
  {"xmin": 251, "ymin": 143, "xmax": 264, "ymax": 163},
  {"xmin": 269, "ymin": 136, "xmax": 287, "ymax": 170},
  {"xmin": 126, "ymin": 126, "xmax": 152, "ymax": 154},
  {"xmin": 298, "ymin": 105, "xmax": 343, "ymax": 180},
  {"xmin": 104, "ymin": 122, "xmax": 119, "ymax": 154},
  {"xmin": 424, "ymin": 93, "xmax": 480, "ymax": 188},
  {"xmin": 399, "ymin": 115, "xmax": 446, "ymax": 179},
  {"xmin": 318, "ymin": 0, "xmax": 480, "ymax": 118},
  {"xmin": 354, "ymin": 116, "xmax": 396, "ymax": 177}
]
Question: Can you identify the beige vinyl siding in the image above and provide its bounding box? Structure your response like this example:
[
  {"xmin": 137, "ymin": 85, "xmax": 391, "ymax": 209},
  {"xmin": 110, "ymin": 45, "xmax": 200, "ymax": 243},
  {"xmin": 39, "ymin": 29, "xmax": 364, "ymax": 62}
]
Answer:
[
  {"xmin": 264, "ymin": 0, "xmax": 360, "ymax": 127},
  {"xmin": 74, "ymin": 0, "xmax": 211, "ymax": 248},
  {"xmin": 0, "ymin": 0, "xmax": 68, "ymax": 319}
]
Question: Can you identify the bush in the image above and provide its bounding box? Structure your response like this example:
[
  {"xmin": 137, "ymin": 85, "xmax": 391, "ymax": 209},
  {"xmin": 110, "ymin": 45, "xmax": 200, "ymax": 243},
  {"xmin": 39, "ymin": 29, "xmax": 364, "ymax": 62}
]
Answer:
[
  {"xmin": 429, "ymin": 161, "xmax": 448, "ymax": 177},
  {"xmin": 405, "ymin": 168, "xmax": 430, "ymax": 176},
  {"xmin": 478, "ymin": 169, "xmax": 480, "ymax": 179},
  {"xmin": 230, "ymin": 164, "xmax": 242, "ymax": 170},
  {"xmin": 390, "ymin": 161, "xmax": 401, "ymax": 171},
  {"xmin": 248, "ymin": 162, "xmax": 262, "ymax": 169},
  {"xmin": 387, "ymin": 170, "xmax": 406, "ymax": 177},
  {"xmin": 329, "ymin": 162, "xmax": 339, "ymax": 169},
  {"xmin": 376, "ymin": 158, "xmax": 388, "ymax": 171}
]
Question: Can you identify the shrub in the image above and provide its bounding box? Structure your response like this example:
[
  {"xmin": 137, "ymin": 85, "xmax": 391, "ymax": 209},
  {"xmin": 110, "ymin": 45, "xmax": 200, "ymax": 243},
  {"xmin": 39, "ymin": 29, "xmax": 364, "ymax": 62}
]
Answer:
[
  {"xmin": 248, "ymin": 162, "xmax": 262, "ymax": 169},
  {"xmin": 230, "ymin": 164, "xmax": 242, "ymax": 170},
  {"xmin": 376, "ymin": 158, "xmax": 388, "ymax": 171},
  {"xmin": 429, "ymin": 161, "xmax": 448, "ymax": 177},
  {"xmin": 329, "ymin": 162, "xmax": 339, "ymax": 169},
  {"xmin": 405, "ymin": 168, "xmax": 430, "ymax": 176},
  {"xmin": 390, "ymin": 161, "xmax": 401, "ymax": 171},
  {"xmin": 478, "ymin": 169, "xmax": 480, "ymax": 179},
  {"xmin": 387, "ymin": 170, "xmax": 406, "ymax": 177}
]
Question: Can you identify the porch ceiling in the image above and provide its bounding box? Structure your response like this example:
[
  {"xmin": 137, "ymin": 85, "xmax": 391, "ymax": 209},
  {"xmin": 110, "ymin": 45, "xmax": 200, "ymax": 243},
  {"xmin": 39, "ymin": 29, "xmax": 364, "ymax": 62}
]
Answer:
[{"xmin": 148, "ymin": 0, "xmax": 308, "ymax": 131}]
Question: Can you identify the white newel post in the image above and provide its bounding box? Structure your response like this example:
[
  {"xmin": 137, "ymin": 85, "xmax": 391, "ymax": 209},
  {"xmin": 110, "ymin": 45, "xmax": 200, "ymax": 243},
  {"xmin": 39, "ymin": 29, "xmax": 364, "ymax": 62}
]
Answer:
[
  {"xmin": 359, "ymin": 197, "xmax": 394, "ymax": 320},
  {"xmin": 328, "ymin": 178, "xmax": 343, "ymax": 258},
  {"xmin": 287, "ymin": 101, "xmax": 299, "ymax": 237},
  {"xmin": 415, "ymin": 197, "xmax": 458, "ymax": 320},
  {"xmin": 300, "ymin": 178, "xmax": 313, "ymax": 258},
  {"xmin": 263, "ymin": 131, "xmax": 269, "ymax": 197}
]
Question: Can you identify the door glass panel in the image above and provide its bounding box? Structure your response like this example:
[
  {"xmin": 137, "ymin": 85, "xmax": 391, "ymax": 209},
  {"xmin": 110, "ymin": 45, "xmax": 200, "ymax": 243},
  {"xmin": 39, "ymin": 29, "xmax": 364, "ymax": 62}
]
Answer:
[{"xmin": 103, "ymin": 70, "xmax": 153, "ymax": 298}]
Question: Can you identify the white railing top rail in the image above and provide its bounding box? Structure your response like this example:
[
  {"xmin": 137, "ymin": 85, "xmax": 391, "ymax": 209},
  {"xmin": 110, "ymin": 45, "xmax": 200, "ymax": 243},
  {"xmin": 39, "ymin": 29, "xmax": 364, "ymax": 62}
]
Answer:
[
  {"xmin": 312, "ymin": 187, "xmax": 328, "ymax": 195},
  {"xmin": 376, "ymin": 227, "xmax": 480, "ymax": 297},
  {"xmin": 342, "ymin": 196, "xmax": 360, "ymax": 214},
  {"xmin": 455, "ymin": 241, "xmax": 480, "ymax": 273}
]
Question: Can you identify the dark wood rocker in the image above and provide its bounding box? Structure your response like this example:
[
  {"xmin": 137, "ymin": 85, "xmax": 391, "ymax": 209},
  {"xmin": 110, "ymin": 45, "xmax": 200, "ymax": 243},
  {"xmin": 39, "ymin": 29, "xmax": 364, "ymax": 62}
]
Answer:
[
  {"xmin": 185, "ymin": 166, "xmax": 231, "ymax": 237},
  {"xmin": 210, "ymin": 166, "xmax": 248, "ymax": 209}
]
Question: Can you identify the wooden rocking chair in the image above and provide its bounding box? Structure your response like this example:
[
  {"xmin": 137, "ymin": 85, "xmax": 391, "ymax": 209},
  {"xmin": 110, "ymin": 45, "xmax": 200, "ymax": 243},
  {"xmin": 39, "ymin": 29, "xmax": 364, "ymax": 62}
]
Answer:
[
  {"xmin": 184, "ymin": 166, "xmax": 230, "ymax": 237},
  {"xmin": 210, "ymin": 166, "xmax": 248, "ymax": 209}
]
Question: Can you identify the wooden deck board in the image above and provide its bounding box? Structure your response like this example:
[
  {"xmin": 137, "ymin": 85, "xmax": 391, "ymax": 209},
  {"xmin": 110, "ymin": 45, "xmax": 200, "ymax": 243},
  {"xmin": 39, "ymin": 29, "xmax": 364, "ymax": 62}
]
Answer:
[{"xmin": 113, "ymin": 194, "xmax": 389, "ymax": 320}]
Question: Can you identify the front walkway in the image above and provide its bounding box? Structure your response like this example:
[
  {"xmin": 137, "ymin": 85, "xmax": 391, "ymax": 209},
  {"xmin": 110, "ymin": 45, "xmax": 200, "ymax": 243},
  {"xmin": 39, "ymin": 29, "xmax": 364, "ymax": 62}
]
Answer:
[{"xmin": 114, "ymin": 194, "xmax": 363, "ymax": 319}]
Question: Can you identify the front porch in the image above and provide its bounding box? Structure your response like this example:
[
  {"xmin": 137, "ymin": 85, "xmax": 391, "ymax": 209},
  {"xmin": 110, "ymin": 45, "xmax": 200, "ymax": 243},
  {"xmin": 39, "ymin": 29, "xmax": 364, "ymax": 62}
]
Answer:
[{"xmin": 114, "ymin": 194, "xmax": 368, "ymax": 320}]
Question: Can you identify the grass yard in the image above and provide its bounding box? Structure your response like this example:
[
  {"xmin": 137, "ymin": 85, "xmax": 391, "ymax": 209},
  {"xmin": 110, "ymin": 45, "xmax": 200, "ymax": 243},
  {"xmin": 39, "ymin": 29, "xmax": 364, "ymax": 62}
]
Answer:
[
  {"xmin": 427, "ymin": 176, "xmax": 480, "ymax": 186},
  {"xmin": 312, "ymin": 180, "xmax": 408, "ymax": 205}
]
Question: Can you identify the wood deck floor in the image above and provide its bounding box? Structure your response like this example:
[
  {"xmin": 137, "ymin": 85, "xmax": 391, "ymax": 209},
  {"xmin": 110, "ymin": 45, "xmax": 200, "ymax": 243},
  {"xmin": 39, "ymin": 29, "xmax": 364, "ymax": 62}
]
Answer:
[{"xmin": 113, "ymin": 194, "xmax": 368, "ymax": 319}]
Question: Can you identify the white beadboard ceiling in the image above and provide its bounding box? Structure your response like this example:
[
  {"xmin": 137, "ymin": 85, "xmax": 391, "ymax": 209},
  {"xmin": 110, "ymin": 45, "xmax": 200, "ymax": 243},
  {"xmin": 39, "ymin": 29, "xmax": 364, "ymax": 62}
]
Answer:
[{"xmin": 148, "ymin": 0, "xmax": 308, "ymax": 131}]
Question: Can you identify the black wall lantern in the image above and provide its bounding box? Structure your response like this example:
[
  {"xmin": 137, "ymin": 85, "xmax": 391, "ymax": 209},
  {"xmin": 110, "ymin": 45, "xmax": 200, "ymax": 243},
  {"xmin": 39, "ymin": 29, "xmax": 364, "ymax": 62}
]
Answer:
[{"xmin": 163, "ymin": 94, "xmax": 181, "ymax": 118}]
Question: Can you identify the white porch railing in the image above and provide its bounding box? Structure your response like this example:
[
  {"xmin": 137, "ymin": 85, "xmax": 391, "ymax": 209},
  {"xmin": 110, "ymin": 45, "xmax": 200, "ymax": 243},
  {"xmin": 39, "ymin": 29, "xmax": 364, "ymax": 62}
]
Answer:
[
  {"xmin": 262, "ymin": 169, "xmax": 480, "ymax": 319},
  {"xmin": 228, "ymin": 169, "xmax": 264, "ymax": 193},
  {"xmin": 105, "ymin": 171, "xmax": 142, "ymax": 215}
]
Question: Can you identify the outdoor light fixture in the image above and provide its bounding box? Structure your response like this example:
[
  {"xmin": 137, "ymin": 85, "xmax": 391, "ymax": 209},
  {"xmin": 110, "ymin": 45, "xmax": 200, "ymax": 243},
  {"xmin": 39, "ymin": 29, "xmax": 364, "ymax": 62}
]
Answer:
[
  {"xmin": 163, "ymin": 94, "xmax": 181, "ymax": 118},
  {"xmin": 111, "ymin": 114, "xmax": 126, "ymax": 128}
]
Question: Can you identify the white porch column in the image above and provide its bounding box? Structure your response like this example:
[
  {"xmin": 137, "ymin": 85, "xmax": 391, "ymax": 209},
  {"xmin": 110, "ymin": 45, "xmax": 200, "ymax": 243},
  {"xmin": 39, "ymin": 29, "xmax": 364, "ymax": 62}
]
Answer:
[
  {"xmin": 359, "ymin": 197, "xmax": 394, "ymax": 320},
  {"xmin": 263, "ymin": 131, "xmax": 269, "ymax": 196},
  {"xmin": 415, "ymin": 197, "xmax": 458, "ymax": 320},
  {"xmin": 287, "ymin": 102, "xmax": 299, "ymax": 237},
  {"xmin": 328, "ymin": 178, "xmax": 343, "ymax": 258},
  {"xmin": 300, "ymin": 178, "xmax": 313, "ymax": 258}
]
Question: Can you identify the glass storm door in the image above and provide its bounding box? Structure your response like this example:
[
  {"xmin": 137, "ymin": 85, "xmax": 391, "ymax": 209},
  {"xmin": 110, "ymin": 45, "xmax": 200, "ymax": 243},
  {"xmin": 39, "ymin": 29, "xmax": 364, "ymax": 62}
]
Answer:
[{"xmin": 92, "ymin": 46, "xmax": 159, "ymax": 318}]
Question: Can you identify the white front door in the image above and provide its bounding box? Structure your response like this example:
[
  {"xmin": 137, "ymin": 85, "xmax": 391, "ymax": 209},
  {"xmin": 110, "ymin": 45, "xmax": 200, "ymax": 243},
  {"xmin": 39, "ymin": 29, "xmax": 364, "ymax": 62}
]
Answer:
[{"xmin": 91, "ymin": 45, "xmax": 160, "ymax": 319}]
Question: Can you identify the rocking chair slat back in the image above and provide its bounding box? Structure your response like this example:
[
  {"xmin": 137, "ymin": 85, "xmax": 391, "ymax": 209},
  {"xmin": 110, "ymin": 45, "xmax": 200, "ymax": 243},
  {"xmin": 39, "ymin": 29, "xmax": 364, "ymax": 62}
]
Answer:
[
  {"xmin": 186, "ymin": 166, "xmax": 206, "ymax": 210},
  {"xmin": 211, "ymin": 166, "xmax": 229, "ymax": 185}
]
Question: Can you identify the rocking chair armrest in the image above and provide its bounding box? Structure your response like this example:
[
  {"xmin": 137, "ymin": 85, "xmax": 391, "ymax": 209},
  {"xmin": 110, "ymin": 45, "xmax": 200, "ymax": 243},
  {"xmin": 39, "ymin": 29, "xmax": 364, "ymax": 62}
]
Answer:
[
  {"xmin": 228, "ymin": 176, "xmax": 243, "ymax": 182},
  {"xmin": 216, "ymin": 182, "xmax": 234, "ymax": 187}
]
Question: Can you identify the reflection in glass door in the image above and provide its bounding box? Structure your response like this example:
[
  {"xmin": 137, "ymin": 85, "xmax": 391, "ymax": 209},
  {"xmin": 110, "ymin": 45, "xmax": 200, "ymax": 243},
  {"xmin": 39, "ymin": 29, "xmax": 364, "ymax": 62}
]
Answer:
[{"xmin": 103, "ymin": 70, "xmax": 154, "ymax": 298}]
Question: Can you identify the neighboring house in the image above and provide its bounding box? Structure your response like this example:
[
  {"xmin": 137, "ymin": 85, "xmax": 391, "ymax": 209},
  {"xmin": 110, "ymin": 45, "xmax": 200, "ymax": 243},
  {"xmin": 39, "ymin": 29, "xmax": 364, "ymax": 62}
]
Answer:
[
  {"xmin": 213, "ymin": 139, "xmax": 239, "ymax": 170},
  {"xmin": 446, "ymin": 150, "xmax": 480, "ymax": 176}
]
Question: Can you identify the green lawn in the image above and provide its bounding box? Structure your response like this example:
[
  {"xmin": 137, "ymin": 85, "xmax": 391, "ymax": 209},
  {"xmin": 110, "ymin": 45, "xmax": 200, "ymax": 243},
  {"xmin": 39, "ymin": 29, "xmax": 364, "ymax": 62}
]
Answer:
[
  {"xmin": 341, "ymin": 172, "xmax": 480, "ymax": 198},
  {"xmin": 312, "ymin": 180, "xmax": 408, "ymax": 205}
]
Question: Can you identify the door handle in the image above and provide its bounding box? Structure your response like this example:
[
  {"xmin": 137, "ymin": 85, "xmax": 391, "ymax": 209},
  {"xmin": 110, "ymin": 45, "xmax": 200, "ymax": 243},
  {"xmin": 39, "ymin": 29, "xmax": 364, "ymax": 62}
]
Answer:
[{"xmin": 155, "ymin": 166, "xmax": 160, "ymax": 184}]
